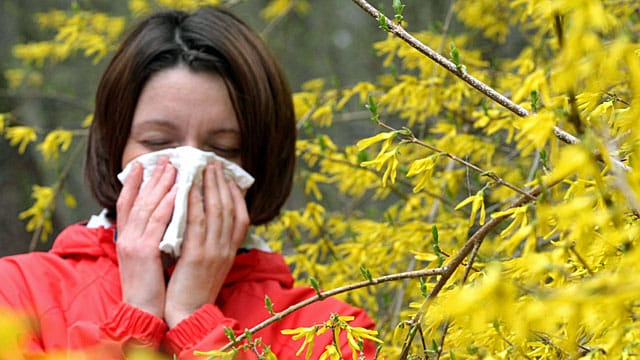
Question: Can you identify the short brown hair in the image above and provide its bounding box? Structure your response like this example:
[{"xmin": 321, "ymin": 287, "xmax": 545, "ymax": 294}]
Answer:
[{"xmin": 85, "ymin": 7, "xmax": 296, "ymax": 225}]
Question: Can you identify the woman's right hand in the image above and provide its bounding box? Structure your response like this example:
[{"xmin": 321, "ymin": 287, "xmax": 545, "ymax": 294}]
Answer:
[{"xmin": 115, "ymin": 157, "xmax": 177, "ymax": 318}]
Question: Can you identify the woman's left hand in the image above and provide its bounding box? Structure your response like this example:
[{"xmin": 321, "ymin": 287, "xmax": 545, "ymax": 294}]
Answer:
[{"xmin": 163, "ymin": 161, "xmax": 250, "ymax": 328}]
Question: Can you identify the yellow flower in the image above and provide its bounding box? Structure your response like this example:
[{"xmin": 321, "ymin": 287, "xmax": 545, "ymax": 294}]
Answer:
[
  {"xmin": 261, "ymin": 0, "xmax": 309, "ymax": 21},
  {"xmin": 347, "ymin": 326, "xmax": 384, "ymax": 344},
  {"xmin": 38, "ymin": 129, "xmax": 73, "ymax": 160},
  {"xmin": 455, "ymin": 189, "xmax": 486, "ymax": 226},
  {"xmin": 0, "ymin": 113, "xmax": 5, "ymax": 134},
  {"xmin": 281, "ymin": 325, "xmax": 324, "ymax": 359},
  {"xmin": 128, "ymin": 0, "xmax": 150, "ymax": 16},
  {"xmin": 360, "ymin": 148, "xmax": 399, "ymax": 187},
  {"xmin": 318, "ymin": 345, "xmax": 341, "ymax": 360},
  {"xmin": 305, "ymin": 173, "xmax": 332, "ymax": 200},
  {"xmin": 514, "ymin": 111, "xmax": 555, "ymax": 156},
  {"xmin": 4, "ymin": 69, "xmax": 24, "ymax": 89},
  {"xmin": 311, "ymin": 104, "xmax": 333, "ymax": 127},
  {"xmin": 406, "ymin": 155, "xmax": 439, "ymax": 193},
  {"xmin": 19, "ymin": 185, "xmax": 55, "ymax": 240},
  {"xmin": 491, "ymin": 205, "xmax": 529, "ymax": 237},
  {"xmin": 192, "ymin": 349, "xmax": 237, "ymax": 359},
  {"xmin": 355, "ymin": 131, "xmax": 396, "ymax": 152},
  {"xmin": 64, "ymin": 193, "xmax": 77, "ymax": 209},
  {"xmin": 5, "ymin": 126, "xmax": 37, "ymax": 154},
  {"xmin": 82, "ymin": 113, "xmax": 94, "ymax": 128}
]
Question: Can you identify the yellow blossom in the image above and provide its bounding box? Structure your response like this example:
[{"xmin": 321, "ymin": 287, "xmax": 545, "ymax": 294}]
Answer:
[
  {"xmin": 311, "ymin": 104, "xmax": 333, "ymax": 127},
  {"xmin": 128, "ymin": 0, "xmax": 151, "ymax": 16},
  {"xmin": 19, "ymin": 185, "xmax": 55, "ymax": 240},
  {"xmin": 193, "ymin": 348, "xmax": 237, "ymax": 359},
  {"xmin": 64, "ymin": 193, "xmax": 77, "ymax": 209},
  {"xmin": 455, "ymin": 189, "xmax": 486, "ymax": 226},
  {"xmin": 336, "ymin": 82, "xmax": 377, "ymax": 109},
  {"xmin": 318, "ymin": 345, "xmax": 340, "ymax": 360},
  {"xmin": 4, "ymin": 69, "xmax": 25, "ymax": 89},
  {"xmin": 5, "ymin": 126, "xmax": 37, "ymax": 154},
  {"xmin": 406, "ymin": 155, "xmax": 439, "ymax": 193},
  {"xmin": 261, "ymin": 0, "xmax": 309, "ymax": 21},
  {"xmin": 355, "ymin": 131, "xmax": 396, "ymax": 152},
  {"xmin": 514, "ymin": 111, "xmax": 555, "ymax": 156},
  {"xmin": 305, "ymin": 173, "xmax": 332, "ymax": 200},
  {"xmin": 491, "ymin": 205, "xmax": 529, "ymax": 238},
  {"xmin": 38, "ymin": 129, "xmax": 73, "ymax": 160},
  {"xmin": 281, "ymin": 325, "xmax": 325, "ymax": 359},
  {"xmin": 82, "ymin": 113, "xmax": 94, "ymax": 128},
  {"xmin": 360, "ymin": 148, "xmax": 399, "ymax": 187}
]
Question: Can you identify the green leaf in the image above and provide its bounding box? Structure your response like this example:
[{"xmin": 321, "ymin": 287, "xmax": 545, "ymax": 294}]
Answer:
[
  {"xmin": 265, "ymin": 295, "xmax": 275, "ymax": 315},
  {"xmin": 450, "ymin": 43, "xmax": 460, "ymax": 66},
  {"xmin": 531, "ymin": 90, "xmax": 540, "ymax": 112},
  {"xmin": 393, "ymin": 0, "xmax": 405, "ymax": 22},
  {"xmin": 432, "ymin": 225, "xmax": 443, "ymax": 267},
  {"xmin": 223, "ymin": 327, "xmax": 237, "ymax": 342},
  {"xmin": 360, "ymin": 264, "xmax": 373, "ymax": 281},
  {"xmin": 244, "ymin": 328, "xmax": 253, "ymax": 342},
  {"xmin": 366, "ymin": 95, "xmax": 380, "ymax": 122},
  {"xmin": 377, "ymin": 13, "xmax": 389, "ymax": 31},
  {"xmin": 310, "ymin": 277, "xmax": 321, "ymax": 296},
  {"xmin": 419, "ymin": 277, "xmax": 428, "ymax": 297}
]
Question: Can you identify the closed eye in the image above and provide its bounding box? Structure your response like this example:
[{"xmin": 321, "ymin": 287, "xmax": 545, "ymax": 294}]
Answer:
[
  {"xmin": 207, "ymin": 145, "xmax": 240, "ymax": 157},
  {"xmin": 141, "ymin": 139, "xmax": 176, "ymax": 150}
]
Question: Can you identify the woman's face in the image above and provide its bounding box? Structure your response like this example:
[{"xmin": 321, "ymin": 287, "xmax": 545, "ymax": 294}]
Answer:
[{"xmin": 121, "ymin": 66, "xmax": 240, "ymax": 168}]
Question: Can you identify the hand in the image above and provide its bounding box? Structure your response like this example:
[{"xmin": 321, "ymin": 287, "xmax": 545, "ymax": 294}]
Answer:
[
  {"xmin": 164, "ymin": 161, "xmax": 250, "ymax": 328},
  {"xmin": 116, "ymin": 157, "xmax": 177, "ymax": 318}
]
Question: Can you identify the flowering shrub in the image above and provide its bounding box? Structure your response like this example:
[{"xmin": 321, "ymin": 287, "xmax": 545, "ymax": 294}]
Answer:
[{"xmin": 3, "ymin": 0, "xmax": 640, "ymax": 359}]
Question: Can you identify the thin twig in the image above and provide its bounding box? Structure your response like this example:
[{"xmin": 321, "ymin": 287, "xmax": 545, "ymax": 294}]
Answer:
[
  {"xmin": 378, "ymin": 121, "xmax": 538, "ymax": 201},
  {"xmin": 298, "ymin": 147, "xmax": 457, "ymax": 208},
  {"xmin": 219, "ymin": 267, "xmax": 445, "ymax": 351}
]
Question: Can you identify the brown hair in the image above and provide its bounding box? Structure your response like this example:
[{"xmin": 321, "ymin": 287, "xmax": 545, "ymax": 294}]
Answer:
[{"xmin": 85, "ymin": 7, "xmax": 296, "ymax": 225}]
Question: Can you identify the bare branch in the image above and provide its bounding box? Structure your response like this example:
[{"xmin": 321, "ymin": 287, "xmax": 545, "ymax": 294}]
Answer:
[{"xmin": 219, "ymin": 266, "xmax": 445, "ymax": 351}]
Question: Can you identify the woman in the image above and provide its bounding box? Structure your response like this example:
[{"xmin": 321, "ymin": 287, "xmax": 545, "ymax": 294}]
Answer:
[{"xmin": 0, "ymin": 6, "xmax": 375, "ymax": 359}]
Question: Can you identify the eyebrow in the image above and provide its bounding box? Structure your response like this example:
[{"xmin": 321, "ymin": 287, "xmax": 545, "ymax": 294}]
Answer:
[{"xmin": 132, "ymin": 119, "xmax": 240, "ymax": 135}]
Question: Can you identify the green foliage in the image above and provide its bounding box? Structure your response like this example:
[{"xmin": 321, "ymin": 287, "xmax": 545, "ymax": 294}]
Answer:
[{"xmin": 4, "ymin": 0, "xmax": 640, "ymax": 359}]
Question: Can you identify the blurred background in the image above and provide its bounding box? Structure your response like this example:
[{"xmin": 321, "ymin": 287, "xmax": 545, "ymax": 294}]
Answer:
[{"xmin": 0, "ymin": 0, "xmax": 457, "ymax": 255}]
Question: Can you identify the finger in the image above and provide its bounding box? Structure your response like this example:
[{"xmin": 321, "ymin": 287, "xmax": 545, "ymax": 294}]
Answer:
[
  {"xmin": 211, "ymin": 162, "xmax": 235, "ymax": 248},
  {"xmin": 117, "ymin": 162, "xmax": 143, "ymax": 229},
  {"xmin": 183, "ymin": 180, "xmax": 206, "ymax": 253},
  {"xmin": 228, "ymin": 181, "xmax": 250, "ymax": 249},
  {"xmin": 147, "ymin": 184, "xmax": 178, "ymax": 240},
  {"xmin": 203, "ymin": 163, "xmax": 224, "ymax": 246},
  {"xmin": 133, "ymin": 160, "xmax": 176, "ymax": 220}
]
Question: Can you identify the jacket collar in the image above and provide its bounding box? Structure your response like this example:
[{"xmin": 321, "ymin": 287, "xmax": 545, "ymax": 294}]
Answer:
[{"xmin": 49, "ymin": 223, "xmax": 294, "ymax": 288}]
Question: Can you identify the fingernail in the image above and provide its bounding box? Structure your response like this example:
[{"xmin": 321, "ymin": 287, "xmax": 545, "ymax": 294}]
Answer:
[{"xmin": 157, "ymin": 156, "xmax": 169, "ymax": 166}]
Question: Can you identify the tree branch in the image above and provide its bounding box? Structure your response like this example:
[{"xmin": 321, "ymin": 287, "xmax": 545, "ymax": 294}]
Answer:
[{"xmin": 219, "ymin": 266, "xmax": 445, "ymax": 351}]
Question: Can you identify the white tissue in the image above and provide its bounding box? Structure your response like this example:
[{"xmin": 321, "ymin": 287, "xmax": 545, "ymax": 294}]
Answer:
[{"xmin": 117, "ymin": 146, "xmax": 254, "ymax": 258}]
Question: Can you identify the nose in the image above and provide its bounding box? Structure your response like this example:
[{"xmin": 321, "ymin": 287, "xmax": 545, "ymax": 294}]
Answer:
[{"xmin": 183, "ymin": 139, "xmax": 200, "ymax": 150}]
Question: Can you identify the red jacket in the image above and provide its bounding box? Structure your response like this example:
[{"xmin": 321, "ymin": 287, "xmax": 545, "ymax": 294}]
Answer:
[{"xmin": 0, "ymin": 223, "xmax": 376, "ymax": 359}]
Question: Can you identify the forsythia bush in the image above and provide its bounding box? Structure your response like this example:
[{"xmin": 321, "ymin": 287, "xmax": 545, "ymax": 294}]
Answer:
[{"xmin": 3, "ymin": 0, "xmax": 640, "ymax": 358}]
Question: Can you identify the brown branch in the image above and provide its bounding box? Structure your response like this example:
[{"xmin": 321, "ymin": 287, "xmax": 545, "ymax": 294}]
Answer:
[
  {"xmin": 219, "ymin": 266, "xmax": 445, "ymax": 351},
  {"xmin": 298, "ymin": 147, "xmax": 457, "ymax": 208},
  {"xmin": 378, "ymin": 121, "xmax": 537, "ymax": 201}
]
